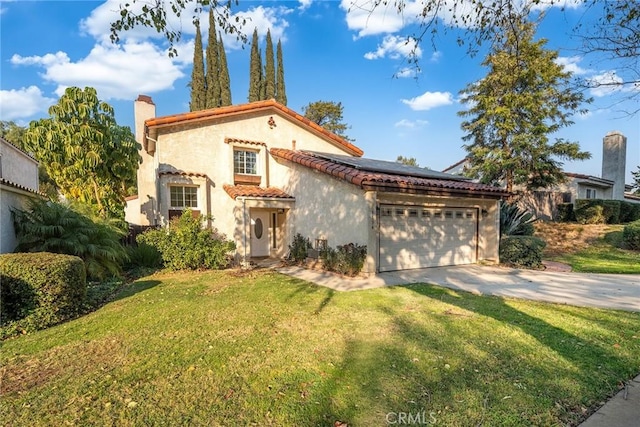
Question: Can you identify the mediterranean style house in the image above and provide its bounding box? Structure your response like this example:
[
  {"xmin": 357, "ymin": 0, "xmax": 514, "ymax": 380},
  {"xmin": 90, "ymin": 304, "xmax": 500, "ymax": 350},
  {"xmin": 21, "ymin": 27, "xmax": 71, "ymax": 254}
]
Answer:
[
  {"xmin": 443, "ymin": 131, "xmax": 640, "ymax": 220},
  {"xmin": 0, "ymin": 137, "xmax": 41, "ymax": 253},
  {"xmin": 125, "ymin": 97, "xmax": 508, "ymax": 274}
]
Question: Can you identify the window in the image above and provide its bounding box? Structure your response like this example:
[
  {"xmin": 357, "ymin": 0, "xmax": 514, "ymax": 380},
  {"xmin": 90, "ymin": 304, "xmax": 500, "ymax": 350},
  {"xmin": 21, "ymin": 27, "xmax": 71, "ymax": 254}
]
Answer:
[
  {"xmin": 586, "ymin": 188, "xmax": 597, "ymax": 199},
  {"xmin": 170, "ymin": 186, "xmax": 198, "ymax": 208},
  {"xmin": 455, "ymin": 211, "xmax": 464, "ymax": 219},
  {"xmin": 234, "ymin": 150, "xmax": 257, "ymax": 175},
  {"xmin": 562, "ymin": 192, "xmax": 572, "ymax": 203},
  {"xmin": 408, "ymin": 209, "xmax": 418, "ymax": 218},
  {"xmin": 445, "ymin": 211, "xmax": 453, "ymax": 219},
  {"xmin": 381, "ymin": 207, "xmax": 393, "ymax": 217}
]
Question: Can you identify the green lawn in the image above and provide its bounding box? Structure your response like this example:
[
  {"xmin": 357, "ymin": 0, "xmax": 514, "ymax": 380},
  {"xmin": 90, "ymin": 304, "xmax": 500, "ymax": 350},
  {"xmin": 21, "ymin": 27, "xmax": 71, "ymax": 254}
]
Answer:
[
  {"xmin": 2, "ymin": 270, "xmax": 639, "ymax": 426},
  {"xmin": 553, "ymin": 230, "xmax": 640, "ymax": 274}
]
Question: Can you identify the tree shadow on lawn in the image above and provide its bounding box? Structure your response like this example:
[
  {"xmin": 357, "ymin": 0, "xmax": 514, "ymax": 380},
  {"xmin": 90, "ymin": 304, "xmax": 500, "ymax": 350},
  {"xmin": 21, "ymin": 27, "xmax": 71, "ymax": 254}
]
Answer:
[
  {"xmin": 282, "ymin": 284, "xmax": 635, "ymax": 426},
  {"xmin": 111, "ymin": 279, "xmax": 162, "ymax": 302},
  {"xmin": 284, "ymin": 277, "xmax": 336, "ymax": 314}
]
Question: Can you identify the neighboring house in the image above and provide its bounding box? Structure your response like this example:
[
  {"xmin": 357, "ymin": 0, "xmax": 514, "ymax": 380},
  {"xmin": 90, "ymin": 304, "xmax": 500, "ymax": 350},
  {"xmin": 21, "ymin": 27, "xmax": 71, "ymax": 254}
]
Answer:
[
  {"xmin": 443, "ymin": 131, "xmax": 640, "ymax": 219},
  {"xmin": 0, "ymin": 137, "xmax": 40, "ymax": 253},
  {"xmin": 126, "ymin": 96, "xmax": 508, "ymax": 274}
]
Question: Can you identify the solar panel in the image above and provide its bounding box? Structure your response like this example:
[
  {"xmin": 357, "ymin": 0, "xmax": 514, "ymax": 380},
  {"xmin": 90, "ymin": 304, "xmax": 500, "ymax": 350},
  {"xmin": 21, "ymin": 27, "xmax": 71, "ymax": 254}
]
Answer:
[{"xmin": 305, "ymin": 151, "xmax": 471, "ymax": 181}]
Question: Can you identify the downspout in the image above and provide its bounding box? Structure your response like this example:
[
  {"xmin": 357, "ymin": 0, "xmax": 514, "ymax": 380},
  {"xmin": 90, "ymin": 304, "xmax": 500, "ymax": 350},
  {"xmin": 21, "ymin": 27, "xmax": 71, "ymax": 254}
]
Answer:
[
  {"xmin": 146, "ymin": 134, "xmax": 160, "ymax": 226},
  {"xmin": 238, "ymin": 196, "xmax": 248, "ymax": 266}
]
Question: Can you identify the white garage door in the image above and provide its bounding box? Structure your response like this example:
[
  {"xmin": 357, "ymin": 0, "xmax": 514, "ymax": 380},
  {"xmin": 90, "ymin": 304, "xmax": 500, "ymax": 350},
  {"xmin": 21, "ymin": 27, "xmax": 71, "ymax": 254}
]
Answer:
[{"xmin": 378, "ymin": 205, "xmax": 478, "ymax": 272}]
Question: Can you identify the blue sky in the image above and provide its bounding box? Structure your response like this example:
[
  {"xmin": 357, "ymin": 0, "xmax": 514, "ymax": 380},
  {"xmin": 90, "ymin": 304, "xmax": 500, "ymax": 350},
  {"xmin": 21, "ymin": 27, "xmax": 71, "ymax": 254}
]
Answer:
[{"xmin": 1, "ymin": 0, "xmax": 638, "ymax": 183}]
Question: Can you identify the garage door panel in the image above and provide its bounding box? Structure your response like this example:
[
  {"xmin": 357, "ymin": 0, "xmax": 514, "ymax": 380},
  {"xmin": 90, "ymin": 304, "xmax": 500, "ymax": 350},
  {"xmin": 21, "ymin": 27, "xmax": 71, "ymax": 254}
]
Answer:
[{"xmin": 379, "ymin": 205, "xmax": 478, "ymax": 272}]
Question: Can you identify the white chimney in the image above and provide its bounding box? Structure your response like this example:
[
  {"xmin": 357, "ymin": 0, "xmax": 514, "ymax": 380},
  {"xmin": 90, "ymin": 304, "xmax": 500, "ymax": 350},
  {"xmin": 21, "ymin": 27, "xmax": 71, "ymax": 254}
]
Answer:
[{"xmin": 602, "ymin": 131, "xmax": 627, "ymax": 200}]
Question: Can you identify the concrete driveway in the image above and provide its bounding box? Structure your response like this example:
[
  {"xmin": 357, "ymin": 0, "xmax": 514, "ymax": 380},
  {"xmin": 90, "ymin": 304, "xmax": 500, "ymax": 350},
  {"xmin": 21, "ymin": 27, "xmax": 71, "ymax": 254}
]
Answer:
[{"xmin": 276, "ymin": 264, "xmax": 640, "ymax": 312}]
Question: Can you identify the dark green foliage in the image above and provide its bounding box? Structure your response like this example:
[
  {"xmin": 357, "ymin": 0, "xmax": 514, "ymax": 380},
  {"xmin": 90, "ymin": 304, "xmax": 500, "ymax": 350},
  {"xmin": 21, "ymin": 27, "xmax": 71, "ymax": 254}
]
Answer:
[
  {"xmin": 499, "ymin": 236, "xmax": 546, "ymax": 269},
  {"xmin": 276, "ymin": 39, "xmax": 287, "ymax": 105},
  {"xmin": 574, "ymin": 200, "xmax": 604, "ymax": 224},
  {"xmin": 500, "ymin": 201, "xmax": 535, "ymax": 237},
  {"xmin": 620, "ymin": 201, "xmax": 640, "ymax": 223},
  {"xmin": 0, "ymin": 252, "xmax": 86, "ymax": 337},
  {"xmin": 12, "ymin": 200, "xmax": 126, "ymax": 280},
  {"xmin": 556, "ymin": 203, "xmax": 575, "ymax": 222},
  {"xmin": 302, "ymin": 100, "xmax": 354, "ymax": 141},
  {"xmin": 218, "ymin": 32, "xmax": 232, "ymax": 106},
  {"xmin": 287, "ymin": 233, "xmax": 311, "ymax": 263},
  {"xmin": 205, "ymin": 8, "xmax": 221, "ymax": 109},
  {"xmin": 190, "ymin": 20, "xmax": 206, "ymax": 111},
  {"xmin": 622, "ymin": 220, "xmax": 640, "ymax": 250},
  {"xmin": 248, "ymin": 28, "xmax": 261, "ymax": 102},
  {"xmin": 137, "ymin": 210, "xmax": 235, "ymax": 270},
  {"xmin": 125, "ymin": 243, "xmax": 163, "ymax": 269},
  {"xmin": 264, "ymin": 29, "xmax": 275, "ymax": 100},
  {"xmin": 602, "ymin": 200, "xmax": 621, "ymax": 224},
  {"xmin": 320, "ymin": 243, "xmax": 367, "ymax": 277},
  {"xmin": 458, "ymin": 18, "xmax": 590, "ymax": 192}
]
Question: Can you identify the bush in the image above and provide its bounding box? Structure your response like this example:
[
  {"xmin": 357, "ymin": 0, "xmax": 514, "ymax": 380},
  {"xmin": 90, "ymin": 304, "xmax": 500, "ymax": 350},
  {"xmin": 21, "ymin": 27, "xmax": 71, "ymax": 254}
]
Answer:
[
  {"xmin": 499, "ymin": 236, "xmax": 546, "ymax": 269},
  {"xmin": 137, "ymin": 210, "xmax": 235, "ymax": 270},
  {"xmin": 555, "ymin": 203, "xmax": 575, "ymax": 222},
  {"xmin": 630, "ymin": 204, "xmax": 640, "ymax": 223},
  {"xmin": 320, "ymin": 243, "xmax": 367, "ymax": 276},
  {"xmin": 574, "ymin": 200, "xmax": 605, "ymax": 224},
  {"xmin": 125, "ymin": 243, "xmax": 162, "ymax": 269},
  {"xmin": 622, "ymin": 220, "xmax": 640, "ymax": 250},
  {"xmin": 500, "ymin": 201, "xmax": 535, "ymax": 237},
  {"xmin": 12, "ymin": 200, "xmax": 126, "ymax": 280},
  {"xmin": 287, "ymin": 233, "xmax": 311, "ymax": 263},
  {"xmin": 602, "ymin": 200, "xmax": 621, "ymax": 224},
  {"xmin": 1, "ymin": 253, "xmax": 86, "ymax": 338},
  {"xmin": 619, "ymin": 201, "xmax": 636, "ymax": 223}
]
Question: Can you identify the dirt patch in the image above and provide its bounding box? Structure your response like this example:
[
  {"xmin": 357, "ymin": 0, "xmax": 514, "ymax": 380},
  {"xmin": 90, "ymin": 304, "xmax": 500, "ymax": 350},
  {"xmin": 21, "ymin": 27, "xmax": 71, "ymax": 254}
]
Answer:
[{"xmin": 534, "ymin": 222, "xmax": 618, "ymax": 257}]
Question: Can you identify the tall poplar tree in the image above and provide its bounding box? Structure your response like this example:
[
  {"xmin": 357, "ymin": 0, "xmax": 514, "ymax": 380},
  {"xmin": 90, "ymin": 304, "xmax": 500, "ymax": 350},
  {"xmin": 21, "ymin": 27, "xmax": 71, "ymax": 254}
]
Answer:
[
  {"xmin": 276, "ymin": 39, "xmax": 287, "ymax": 105},
  {"xmin": 205, "ymin": 8, "xmax": 221, "ymax": 108},
  {"xmin": 264, "ymin": 29, "xmax": 276, "ymax": 100},
  {"xmin": 189, "ymin": 20, "xmax": 206, "ymax": 111},
  {"xmin": 458, "ymin": 17, "xmax": 591, "ymax": 192},
  {"xmin": 248, "ymin": 28, "xmax": 261, "ymax": 102},
  {"xmin": 218, "ymin": 32, "xmax": 232, "ymax": 106}
]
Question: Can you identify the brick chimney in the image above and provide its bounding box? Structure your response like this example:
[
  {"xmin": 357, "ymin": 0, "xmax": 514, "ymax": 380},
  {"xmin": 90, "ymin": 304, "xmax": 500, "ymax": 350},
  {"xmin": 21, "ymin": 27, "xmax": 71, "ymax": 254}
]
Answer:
[{"xmin": 602, "ymin": 131, "xmax": 627, "ymax": 200}]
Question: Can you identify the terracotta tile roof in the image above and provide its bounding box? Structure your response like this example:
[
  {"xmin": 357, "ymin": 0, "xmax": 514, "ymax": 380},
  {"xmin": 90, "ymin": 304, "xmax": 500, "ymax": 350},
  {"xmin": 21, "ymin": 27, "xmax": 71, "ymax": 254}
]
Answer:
[
  {"xmin": 144, "ymin": 99, "xmax": 363, "ymax": 157},
  {"xmin": 1, "ymin": 137, "xmax": 38, "ymax": 162},
  {"xmin": 223, "ymin": 184, "xmax": 294, "ymax": 200},
  {"xmin": 565, "ymin": 172, "xmax": 614, "ymax": 185},
  {"xmin": 270, "ymin": 149, "xmax": 510, "ymax": 199},
  {"xmin": 224, "ymin": 137, "xmax": 266, "ymax": 146},
  {"xmin": 159, "ymin": 170, "xmax": 209, "ymax": 179},
  {"xmin": 0, "ymin": 178, "xmax": 43, "ymax": 196}
]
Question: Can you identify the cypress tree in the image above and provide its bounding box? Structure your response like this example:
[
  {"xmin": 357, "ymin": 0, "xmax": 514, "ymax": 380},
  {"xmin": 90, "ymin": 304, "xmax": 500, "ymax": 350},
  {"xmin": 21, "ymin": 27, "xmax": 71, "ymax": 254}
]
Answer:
[
  {"xmin": 205, "ymin": 8, "xmax": 221, "ymax": 108},
  {"xmin": 264, "ymin": 29, "xmax": 276, "ymax": 100},
  {"xmin": 276, "ymin": 39, "xmax": 287, "ymax": 105},
  {"xmin": 258, "ymin": 48, "xmax": 266, "ymax": 100},
  {"xmin": 248, "ymin": 28, "xmax": 260, "ymax": 102},
  {"xmin": 219, "ymin": 31, "xmax": 232, "ymax": 106},
  {"xmin": 189, "ymin": 20, "xmax": 206, "ymax": 111}
]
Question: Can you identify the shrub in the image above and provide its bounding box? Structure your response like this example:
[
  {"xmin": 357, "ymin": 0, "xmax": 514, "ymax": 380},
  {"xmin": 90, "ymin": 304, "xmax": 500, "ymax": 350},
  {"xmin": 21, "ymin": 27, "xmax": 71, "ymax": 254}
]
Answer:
[
  {"xmin": 619, "ymin": 201, "xmax": 636, "ymax": 223},
  {"xmin": 125, "ymin": 243, "xmax": 162, "ymax": 269},
  {"xmin": 574, "ymin": 200, "xmax": 605, "ymax": 224},
  {"xmin": 630, "ymin": 204, "xmax": 640, "ymax": 223},
  {"xmin": 320, "ymin": 243, "xmax": 367, "ymax": 276},
  {"xmin": 622, "ymin": 220, "xmax": 640, "ymax": 250},
  {"xmin": 1, "ymin": 253, "xmax": 86, "ymax": 337},
  {"xmin": 137, "ymin": 210, "xmax": 235, "ymax": 270},
  {"xmin": 500, "ymin": 201, "xmax": 535, "ymax": 237},
  {"xmin": 12, "ymin": 200, "xmax": 126, "ymax": 280},
  {"xmin": 287, "ymin": 233, "xmax": 311, "ymax": 263},
  {"xmin": 602, "ymin": 200, "xmax": 621, "ymax": 224},
  {"xmin": 555, "ymin": 203, "xmax": 575, "ymax": 222},
  {"xmin": 499, "ymin": 236, "xmax": 546, "ymax": 269}
]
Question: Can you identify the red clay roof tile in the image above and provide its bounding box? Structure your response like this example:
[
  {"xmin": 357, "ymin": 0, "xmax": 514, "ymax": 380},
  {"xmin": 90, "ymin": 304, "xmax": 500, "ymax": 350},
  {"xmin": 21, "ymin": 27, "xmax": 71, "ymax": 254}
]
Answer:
[
  {"xmin": 223, "ymin": 184, "xmax": 294, "ymax": 200},
  {"xmin": 270, "ymin": 149, "xmax": 510, "ymax": 199},
  {"xmin": 145, "ymin": 99, "xmax": 363, "ymax": 157}
]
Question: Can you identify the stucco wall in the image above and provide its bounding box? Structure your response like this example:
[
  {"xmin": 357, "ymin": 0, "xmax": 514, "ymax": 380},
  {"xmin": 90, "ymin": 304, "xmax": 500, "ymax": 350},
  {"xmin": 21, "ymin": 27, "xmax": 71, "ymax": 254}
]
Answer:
[
  {"xmin": 0, "ymin": 139, "xmax": 39, "ymax": 190},
  {"xmin": 0, "ymin": 188, "xmax": 37, "ymax": 253}
]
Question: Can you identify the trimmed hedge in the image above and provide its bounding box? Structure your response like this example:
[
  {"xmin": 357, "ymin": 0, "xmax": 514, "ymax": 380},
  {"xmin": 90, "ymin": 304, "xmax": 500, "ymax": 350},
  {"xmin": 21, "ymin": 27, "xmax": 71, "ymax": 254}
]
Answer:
[
  {"xmin": 499, "ymin": 236, "xmax": 546, "ymax": 269},
  {"xmin": 556, "ymin": 203, "xmax": 575, "ymax": 222},
  {"xmin": 571, "ymin": 199, "xmax": 640, "ymax": 224},
  {"xmin": 1, "ymin": 252, "xmax": 87, "ymax": 337},
  {"xmin": 622, "ymin": 220, "xmax": 640, "ymax": 250}
]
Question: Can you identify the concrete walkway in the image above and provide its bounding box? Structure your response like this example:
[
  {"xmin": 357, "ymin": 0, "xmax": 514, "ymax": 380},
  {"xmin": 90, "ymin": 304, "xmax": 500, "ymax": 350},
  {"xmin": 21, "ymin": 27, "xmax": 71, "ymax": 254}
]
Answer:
[
  {"xmin": 276, "ymin": 264, "xmax": 640, "ymax": 312},
  {"xmin": 275, "ymin": 264, "xmax": 640, "ymax": 426}
]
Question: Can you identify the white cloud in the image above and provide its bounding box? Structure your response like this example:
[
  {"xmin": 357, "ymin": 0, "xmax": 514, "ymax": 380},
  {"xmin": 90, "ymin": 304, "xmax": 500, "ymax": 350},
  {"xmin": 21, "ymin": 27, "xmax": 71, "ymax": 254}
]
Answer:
[
  {"xmin": 401, "ymin": 91, "xmax": 454, "ymax": 111},
  {"xmin": 395, "ymin": 67, "xmax": 420, "ymax": 78},
  {"xmin": 364, "ymin": 35, "xmax": 421, "ymax": 60},
  {"xmin": 298, "ymin": 0, "xmax": 314, "ymax": 10},
  {"xmin": 588, "ymin": 71, "xmax": 624, "ymax": 97},
  {"xmin": 530, "ymin": 0, "xmax": 583, "ymax": 12},
  {"xmin": 430, "ymin": 51, "xmax": 442, "ymax": 62},
  {"xmin": 395, "ymin": 119, "xmax": 428, "ymax": 128},
  {"xmin": 340, "ymin": 0, "xmax": 424, "ymax": 37},
  {"xmin": 234, "ymin": 5, "xmax": 291, "ymax": 47},
  {"xmin": 0, "ymin": 86, "xmax": 56, "ymax": 120},
  {"xmin": 554, "ymin": 56, "xmax": 588, "ymax": 75},
  {"xmin": 12, "ymin": 42, "xmax": 185, "ymax": 101}
]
